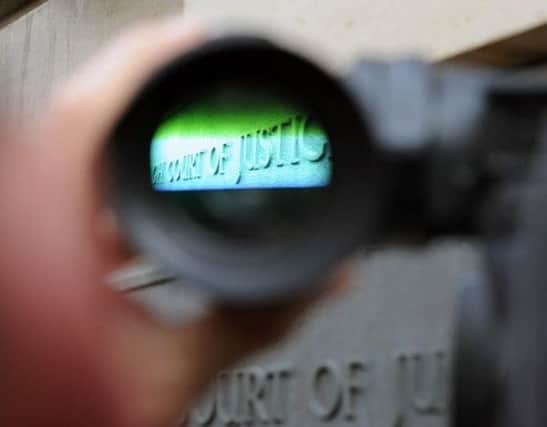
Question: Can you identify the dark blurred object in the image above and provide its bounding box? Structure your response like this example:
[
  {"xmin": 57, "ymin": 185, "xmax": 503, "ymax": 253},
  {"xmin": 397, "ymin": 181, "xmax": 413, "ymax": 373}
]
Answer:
[
  {"xmin": 441, "ymin": 23, "xmax": 547, "ymax": 68},
  {"xmin": 451, "ymin": 133, "xmax": 547, "ymax": 427},
  {"xmin": 0, "ymin": 0, "xmax": 44, "ymax": 26},
  {"xmin": 346, "ymin": 59, "xmax": 547, "ymax": 427},
  {"xmin": 433, "ymin": 25, "xmax": 547, "ymax": 426}
]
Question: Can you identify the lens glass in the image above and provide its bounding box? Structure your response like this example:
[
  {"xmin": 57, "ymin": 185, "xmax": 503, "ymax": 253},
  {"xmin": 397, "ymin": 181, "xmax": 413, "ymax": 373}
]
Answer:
[{"xmin": 149, "ymin": 85, "xmax": 332, "ymax": 238}]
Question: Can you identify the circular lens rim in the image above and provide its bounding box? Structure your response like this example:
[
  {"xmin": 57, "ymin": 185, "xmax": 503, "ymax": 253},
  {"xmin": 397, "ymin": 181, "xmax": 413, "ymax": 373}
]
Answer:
[{"xmin": 108, "ymin": 35, "xmax": 381, "ymax": 304}]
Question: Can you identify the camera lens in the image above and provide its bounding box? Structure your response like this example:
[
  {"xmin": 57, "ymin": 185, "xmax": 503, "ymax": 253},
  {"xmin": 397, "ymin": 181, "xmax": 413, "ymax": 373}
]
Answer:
[
  {"xmin": 108, "ymin": 36, "xmax": 377, "ymax": 303},
  {"xmin": 149, "ymin": 84, "xmax": 332, "ymax": 239}
]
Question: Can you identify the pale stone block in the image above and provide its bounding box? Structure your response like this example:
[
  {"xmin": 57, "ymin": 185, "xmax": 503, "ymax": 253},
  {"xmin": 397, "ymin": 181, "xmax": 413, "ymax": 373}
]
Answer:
[{"xmin": 186, "ymin": 0, "xmax": 547, "ymax": 69}]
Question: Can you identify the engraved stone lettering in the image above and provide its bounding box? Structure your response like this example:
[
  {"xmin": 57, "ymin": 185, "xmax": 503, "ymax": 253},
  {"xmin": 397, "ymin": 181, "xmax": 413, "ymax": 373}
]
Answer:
[
  {"xmin": 266, "ymin": 364, "xmax": 293, "ymax": 424},
  {"xmin": 193, "ymin": 393, "xmax": 216, "ymax": 426},
  {"xmin": 309, "ymin": 361, "xmax": 343, "ymax": 420},
  {"xmin": 300, "ymin": 117, "xmax": 328, "ymax": 162},
  {"xmin": 208, "ymin": 146, "xmax": 220, "ymax": 176},
  {"xmin": 289, "ymin": 116, "xmax": 302, "ymax": 165},
  {"xmin": 219, "ymin": 143, "xmax": 229, "ymax": 175},
  {"xmin": 394, "ymin": 350, "xmax": 448, "ymax": 426},
  {"xmin": 341, "ymin": 361, "xmax": 369, "ymax": 421},
  {"xmin": 188, "ymin": 351, "xmax": 449, "ymax": 427},
  {"xmin": 277, "ymin": 120, "xmax": 292, "ymax": 167},
  {"xmin": 257, "ymin": 129, "xmax": 273, "ymax": 169},
  {"xmin": 242, "ymin": 134, "xmax": 257, "ymax": 171},
  {"xmin": 241, "ymin": 367, "xmax": 269, "ymax": 424},
  {"xmin": 216, "ymin": 371, "xmax": 242, "ymax": 425}
]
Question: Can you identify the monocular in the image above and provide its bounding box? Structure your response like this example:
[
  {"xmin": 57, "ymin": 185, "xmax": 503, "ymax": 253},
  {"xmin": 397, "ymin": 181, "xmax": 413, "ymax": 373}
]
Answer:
[{"xmin": 106, "ymin": 34, "xmax": 547, "ymax": 304}]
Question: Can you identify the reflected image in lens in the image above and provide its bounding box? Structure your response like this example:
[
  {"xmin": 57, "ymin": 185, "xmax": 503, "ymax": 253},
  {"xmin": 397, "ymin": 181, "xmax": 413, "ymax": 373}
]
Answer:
[{"xmin": 149, "ymin": 85, "xmax": 333, "ymax": 238}]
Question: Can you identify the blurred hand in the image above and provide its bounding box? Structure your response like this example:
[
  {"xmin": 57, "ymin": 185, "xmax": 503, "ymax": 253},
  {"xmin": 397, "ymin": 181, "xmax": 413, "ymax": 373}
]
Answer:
[{"xmin": 0, "ymin": 17, "xmax": 350, "ymax": 427}]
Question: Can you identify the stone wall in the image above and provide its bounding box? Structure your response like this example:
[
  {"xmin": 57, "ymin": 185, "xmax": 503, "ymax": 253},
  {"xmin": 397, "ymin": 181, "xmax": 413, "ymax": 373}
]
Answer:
[{"xmin": 0, "ymin": 0, "xmax": 183, "ymax": 115}]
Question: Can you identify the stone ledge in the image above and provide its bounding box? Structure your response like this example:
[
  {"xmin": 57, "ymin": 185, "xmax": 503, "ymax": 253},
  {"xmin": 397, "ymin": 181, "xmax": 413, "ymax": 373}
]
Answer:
[{"xmin": 442, "ymin": 23, "xmax": 547, "ymax": 67}]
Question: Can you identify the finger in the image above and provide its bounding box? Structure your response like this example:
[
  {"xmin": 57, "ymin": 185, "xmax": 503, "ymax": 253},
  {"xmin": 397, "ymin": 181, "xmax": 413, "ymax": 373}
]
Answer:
[
  {"xmin": 0, "ymin": 130, "xmax": 132, "ymax": 427},
  {"xmin": 48, "ymin": 17, "xmax": 206, "ymax": 150},
  {"xmin": 40, "ymin": 17, "xmax": 207, "ymax": 269},
  {"xmin": 0, "ymin": 21, "xmax": 212, "ymax": 427}
]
